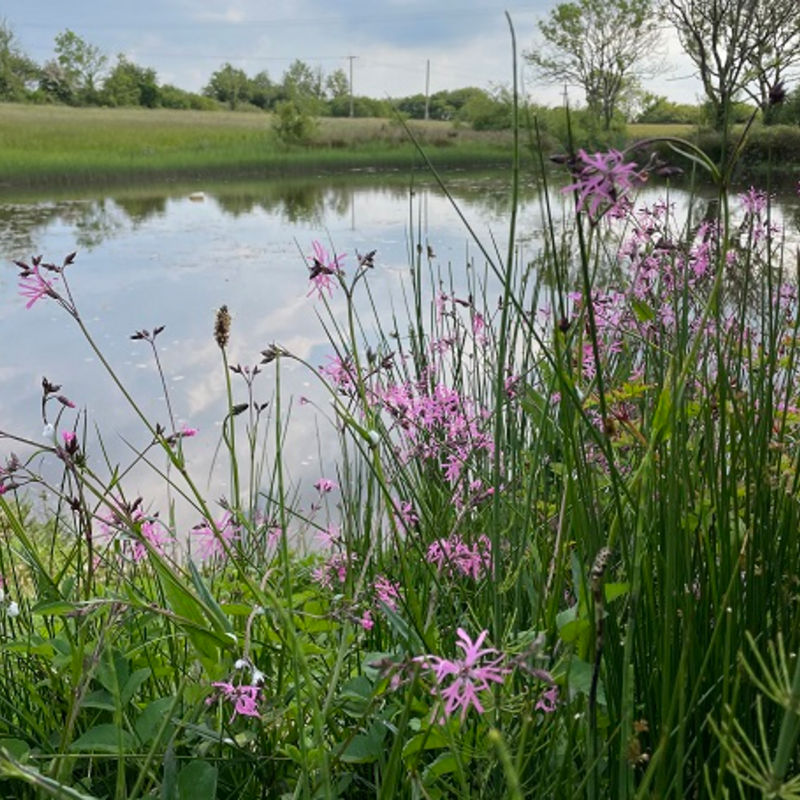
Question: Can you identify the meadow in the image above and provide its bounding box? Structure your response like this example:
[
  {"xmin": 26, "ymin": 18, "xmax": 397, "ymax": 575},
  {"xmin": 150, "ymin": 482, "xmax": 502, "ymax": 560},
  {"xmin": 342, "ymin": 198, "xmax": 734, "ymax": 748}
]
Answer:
[
  {"xmin": 0, "ymin": 104, "xmax": 516, "ymax": 189},
  {"xmin": 2, "ymin": 103, "xmax": 800, "ymax": 799}
]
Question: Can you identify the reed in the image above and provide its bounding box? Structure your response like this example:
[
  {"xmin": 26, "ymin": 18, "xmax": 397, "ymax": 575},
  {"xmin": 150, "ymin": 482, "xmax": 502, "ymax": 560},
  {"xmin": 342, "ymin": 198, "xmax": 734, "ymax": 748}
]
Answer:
[{"xmin": 1, "ymin": 94, "xmax": 800, "ymax": 799}]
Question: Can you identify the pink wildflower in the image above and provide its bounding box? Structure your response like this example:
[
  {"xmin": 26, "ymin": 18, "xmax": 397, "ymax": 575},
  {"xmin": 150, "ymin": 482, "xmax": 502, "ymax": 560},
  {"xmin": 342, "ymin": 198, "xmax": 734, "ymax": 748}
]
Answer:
[
  {"xmin": 314, "ymin": 477, "xmax": 338, "ymax": 493},
  {"xmin": 373, "ymin": 575, "xmax": 401, "ymax": 611},
  {"xmin": 535, "ymin": 684, "xmax": 560, "ymax": 713},
  {"xmin": 19, "ymin": 264, "xmax": 58, "ymax": 309},
  {"xmin": 360, "ymin": 609, "xmax": 374, "ymax": 631},
  {"xmin": 191, "ymin": 511, "xmax": 238, "ymax": 561},
  {"xmin": 427, "ymin": 533, "xmax": 492, "ymax": 580},
  {"xmin": 415, "ymin": 628, "xmax": 507, "ymax": 722},
  {"xmin": 307, "ymin": 240, "xmax": 345, "ymax": 299},
  {"xmin": 563, "ymin": 149, "xmax": 645, "ymax": 221},
  {"xmin": 208, "ymin": 681, "xmax": 262, "ymax": 722}
]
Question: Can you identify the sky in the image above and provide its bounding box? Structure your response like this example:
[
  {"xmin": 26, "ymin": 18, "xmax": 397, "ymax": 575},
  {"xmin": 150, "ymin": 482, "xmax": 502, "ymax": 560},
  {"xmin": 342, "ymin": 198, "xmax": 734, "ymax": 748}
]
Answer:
[{"xmin": 9, "ymin": 0, "xmax": 701, "ymax": 106}]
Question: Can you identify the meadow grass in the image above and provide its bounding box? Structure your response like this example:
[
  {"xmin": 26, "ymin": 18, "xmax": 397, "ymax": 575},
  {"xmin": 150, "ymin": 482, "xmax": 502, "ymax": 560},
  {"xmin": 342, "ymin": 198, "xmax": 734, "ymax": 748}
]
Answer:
[
  {"xmin": 2, "ymin": 102, "xmax": 800, "ymax": 799},
  {"xmin": 0, "ymin": 104, "xmax": 516, "ymax": 188}
]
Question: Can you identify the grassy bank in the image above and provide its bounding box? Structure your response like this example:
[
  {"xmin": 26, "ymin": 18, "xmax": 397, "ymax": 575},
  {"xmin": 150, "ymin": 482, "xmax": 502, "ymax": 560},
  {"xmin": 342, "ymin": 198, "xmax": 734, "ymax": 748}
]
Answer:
[{"xmin": 0, "ymin": 104, "xmax": 517, "ymax": 189}]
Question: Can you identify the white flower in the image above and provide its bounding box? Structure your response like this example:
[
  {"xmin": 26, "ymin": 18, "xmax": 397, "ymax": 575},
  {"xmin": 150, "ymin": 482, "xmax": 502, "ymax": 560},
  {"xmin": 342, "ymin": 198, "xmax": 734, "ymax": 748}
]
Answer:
[
  {"xmin": 7, "ymin": 601, "xmax": 19, "ymax": 618},
  {"xmin": 42, "ymin": 423, "xmax": 55, "ymax": 439}
]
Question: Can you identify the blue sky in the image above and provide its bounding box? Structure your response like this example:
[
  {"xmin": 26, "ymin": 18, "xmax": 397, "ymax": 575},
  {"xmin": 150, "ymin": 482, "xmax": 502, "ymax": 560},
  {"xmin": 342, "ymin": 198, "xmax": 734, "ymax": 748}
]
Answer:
[{"xmin": 10, "ymin": 0, "xmax": 698, "ymax": 104}]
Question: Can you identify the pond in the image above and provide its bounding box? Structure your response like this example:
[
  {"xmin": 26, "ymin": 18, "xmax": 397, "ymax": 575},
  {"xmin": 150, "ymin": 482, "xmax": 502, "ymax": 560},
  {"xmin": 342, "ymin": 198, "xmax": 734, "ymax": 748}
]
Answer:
[{"xmin": 2, "ymin": 171, "xmax": 799, "ymax": 532}]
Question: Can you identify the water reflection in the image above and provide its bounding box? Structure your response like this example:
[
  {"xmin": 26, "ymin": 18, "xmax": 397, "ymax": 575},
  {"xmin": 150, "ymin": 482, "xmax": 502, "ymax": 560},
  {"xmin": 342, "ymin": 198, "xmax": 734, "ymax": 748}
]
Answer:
[{"xmin": 1, "ymin": 174, "xmax": 798, "ymax": 531}]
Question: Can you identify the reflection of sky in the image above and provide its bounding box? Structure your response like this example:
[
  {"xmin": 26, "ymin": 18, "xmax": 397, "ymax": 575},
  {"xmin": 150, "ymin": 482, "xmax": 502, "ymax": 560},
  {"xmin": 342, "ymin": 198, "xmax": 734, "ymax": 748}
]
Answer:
[{"xmin": 2, "ymin": 177, "xmax": 799, "ymax": 532}]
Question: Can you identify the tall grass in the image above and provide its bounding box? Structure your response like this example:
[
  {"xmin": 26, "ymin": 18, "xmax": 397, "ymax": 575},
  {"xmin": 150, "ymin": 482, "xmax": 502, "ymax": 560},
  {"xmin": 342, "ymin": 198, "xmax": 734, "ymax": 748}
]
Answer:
[
  {"xmin": 0, "ymin": 104, "xmax": 515, "ymax": 188},
  {"xmin": 2, "ymin": 94, "xmax": 800, "ymax": 800}
]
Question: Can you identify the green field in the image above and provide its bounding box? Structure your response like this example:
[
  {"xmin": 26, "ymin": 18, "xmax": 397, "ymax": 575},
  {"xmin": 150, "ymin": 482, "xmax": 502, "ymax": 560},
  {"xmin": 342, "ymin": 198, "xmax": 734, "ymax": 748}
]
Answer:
[{"xmin": 0, "ymin": 104, "xmax": 517, "ymax": 188}]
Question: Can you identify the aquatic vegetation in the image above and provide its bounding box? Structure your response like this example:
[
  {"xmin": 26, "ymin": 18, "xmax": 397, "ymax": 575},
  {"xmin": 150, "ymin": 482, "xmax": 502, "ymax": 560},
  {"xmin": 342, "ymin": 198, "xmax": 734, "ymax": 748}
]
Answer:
[{"xmin": 3, "ymin": 122, "xmax": 800, "ymax": 800}]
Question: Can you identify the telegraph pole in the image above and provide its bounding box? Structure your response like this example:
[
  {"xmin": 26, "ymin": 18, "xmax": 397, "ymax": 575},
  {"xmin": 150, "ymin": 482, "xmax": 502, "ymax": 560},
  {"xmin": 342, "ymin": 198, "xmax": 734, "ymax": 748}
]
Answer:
[
  {"xmin": 347, "ymin": 55, "xmax": 358, "ymax": 118},
  {"xmin": 424, "ymin": 59, "xmax": 431, "ymax": 120}
]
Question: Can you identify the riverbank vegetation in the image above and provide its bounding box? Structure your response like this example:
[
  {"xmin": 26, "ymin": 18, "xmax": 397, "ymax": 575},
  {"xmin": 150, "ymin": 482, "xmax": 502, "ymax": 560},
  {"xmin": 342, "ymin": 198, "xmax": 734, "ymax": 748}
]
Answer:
[
  {"xmin": 2, "ymin": 94, "xmax": 800, "ymax": 797},
  {"xmin": 2, "ymin": 102, "xmax": 799, "ymax": 190}
]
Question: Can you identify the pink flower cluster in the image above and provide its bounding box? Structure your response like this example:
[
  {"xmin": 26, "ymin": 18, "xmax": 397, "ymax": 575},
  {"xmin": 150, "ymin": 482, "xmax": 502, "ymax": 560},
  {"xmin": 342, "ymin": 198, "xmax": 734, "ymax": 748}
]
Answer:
[
  {"xmin": 207, "ymin": 681, "xmax": 261, "ymax": 722},
  {"xmin": 427, "ymin": 533, "xmax": 492, "ymax": 580},
  {"xmin": 191, "ymin": 511, "xmax": 239, "ymax": 561},
  {"xmin": 415, "ymin": 628, "xmax": 507, "ymax": 722}
]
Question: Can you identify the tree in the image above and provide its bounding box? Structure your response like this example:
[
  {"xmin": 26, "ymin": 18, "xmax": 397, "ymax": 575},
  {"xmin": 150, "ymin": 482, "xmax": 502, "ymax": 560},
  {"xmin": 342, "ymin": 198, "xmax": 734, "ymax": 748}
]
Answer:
[
  {"xmin": 248, "ymin": 70, "xmax": 278, "ymax": 110},
  {"xmin": 204, "ymin": 63, "xmax": 250, "ymax": 110},
  {"xmin": 663, "ymin": 0, "xmax": 800, "ymax": 129},
  {"xmin": 103, "ymin": 55, "xmax": 159, "ymax": 107},
  {"xmin": 325, "ymin": 68, "xmax": 350, "ymax": 100},
  {"xmin": 282, "ymin": 59, "xmax": 326, "ymax": 114},
  {"xmin": 53, "ymin": 29, "xmax": 108, "ymax": 103},
  {"xmin": 0, "ymin": 18, "xmax": 39, "ymax": 101},
  {"xmin": 526, "ymin": 0, "xmax": 661, "ymax": 130}
]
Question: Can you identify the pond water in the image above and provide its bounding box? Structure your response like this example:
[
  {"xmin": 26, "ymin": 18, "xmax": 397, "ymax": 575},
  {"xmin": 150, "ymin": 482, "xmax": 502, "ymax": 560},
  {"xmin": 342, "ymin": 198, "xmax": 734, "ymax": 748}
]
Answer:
[{"xmin": 1, "ymin": 171, "xmax": 798, "ymax": 531}]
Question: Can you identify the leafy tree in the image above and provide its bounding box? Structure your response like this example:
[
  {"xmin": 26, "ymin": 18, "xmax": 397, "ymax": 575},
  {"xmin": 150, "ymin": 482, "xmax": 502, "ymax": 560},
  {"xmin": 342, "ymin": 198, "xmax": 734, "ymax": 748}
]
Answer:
[
  {"xmin": 272, "ymin": 99, "xmax": 318, "ymax": 145},
  {"xmin": 461, "ymin": 87, "xmax": 513, "ymax": 130},
  {"xmin": 204, "ymin": 63, "xmax": 250, "ymax": 110},
  {"xmin": 102, "ymin": 55, "xmax": 159, "ymax": 107},
  {"xmin": 634, "ymin": 93, "xmax": 701, "ymax": 124},
  {"xmin": 282, "ymin": 59, "xmax": 326, "ymax": 114},
  {"xmin": 663, "ymin": 0, "xmax": 800, "ymax": 130},
  {"xmin": 0, "ymin": 18, "xmax": 39, "ymax": 101},
  {"xmin": 248, "ymin": 70, "xmax": 278, "ymax": 110},
  {"xmin": 325, "ymin": 68, "xmax": 350, "ymax": 100},
  {"xmin": 526, "ymin": 0, "xmax": 661, "ymax": 130},
  {"xmin": 53, "ymin": 29, "xmax": 108, "ymax": 104}
]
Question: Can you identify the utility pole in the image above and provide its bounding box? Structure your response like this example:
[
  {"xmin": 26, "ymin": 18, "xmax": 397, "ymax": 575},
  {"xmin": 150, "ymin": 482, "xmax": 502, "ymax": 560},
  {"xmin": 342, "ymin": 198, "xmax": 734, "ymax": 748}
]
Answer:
[
  {"xmin": 424, "ymin": 59, "xmax": 430, "ymax": 120},
  {"xmin": 347, "ymin": 55, "xmax": 358, "ymax": 118}
]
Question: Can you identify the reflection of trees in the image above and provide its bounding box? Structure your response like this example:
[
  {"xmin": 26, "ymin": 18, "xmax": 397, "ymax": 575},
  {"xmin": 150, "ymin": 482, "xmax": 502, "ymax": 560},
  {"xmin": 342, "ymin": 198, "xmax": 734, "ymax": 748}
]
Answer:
[{"xmin": 113, "ymin": 195, "xmax": 168, "ymax": 226}]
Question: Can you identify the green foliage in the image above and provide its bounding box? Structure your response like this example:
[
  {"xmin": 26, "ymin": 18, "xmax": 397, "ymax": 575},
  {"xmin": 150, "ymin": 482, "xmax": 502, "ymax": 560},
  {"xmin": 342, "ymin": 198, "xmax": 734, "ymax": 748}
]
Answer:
[
  {"xmin": 102, "ymin": 56, "xmax": 159, "ymax": 108},
  {"xmin": 0, "ymin": 18, "xmax": 39, "ymax": 101},
  {"xmin": 635, "ymin": 93, "xmax": 701, "ymax": 125},
  {"xmin": 52, "ymin": 29, "xmax": 108, "ymax": 105},
  {"xmin": 4, "ymin": 121, "xmax": 800, "ymax": 798},
  {"xmin": 272, "ymin": 99, "xmax": 318, "ymax": 145},
  {"xmin": 204, "ymin": 63, "xmax": 250, "ymax": 111},
  {"xmin": 527, "ymin": 0, "xmax": 661, "ymax": 130}
]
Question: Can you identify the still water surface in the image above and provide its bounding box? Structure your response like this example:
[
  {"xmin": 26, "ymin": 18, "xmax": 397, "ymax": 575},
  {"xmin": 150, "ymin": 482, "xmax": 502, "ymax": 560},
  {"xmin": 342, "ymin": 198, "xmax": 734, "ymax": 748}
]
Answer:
[{"xmin": 1, "ymin": 173, "xmax": 798, "ymax": 527}]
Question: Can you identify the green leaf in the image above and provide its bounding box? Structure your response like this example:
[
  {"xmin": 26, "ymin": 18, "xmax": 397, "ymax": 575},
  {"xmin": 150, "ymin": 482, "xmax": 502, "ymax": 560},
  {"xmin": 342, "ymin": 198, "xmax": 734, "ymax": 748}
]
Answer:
[
  {"xmin": 121, "ymin": 667, "xmax": 152, "ymax": 706},
  {"xmin": 564, "ymin": 658, "xmax": 606, "ymax": 706},
  {"xmin": 30, "ymin": 600, "xmax": 79, "ymax": 616},
  {"xmin": 339, "ymin": 731, "xmax": 384, "ymax": 763},
  {"xmin": 135, "ymin": 696, "xmax": 176, "ymax": 745},
  {"xmin": 177, "ymin": 760, "xmax": 218, "ymax": 800},
  {"xmin": 187, "ymin": 560, "xmax": 234, "ymax": 635},
  {"xmin": 97, "ymin": 648, "xmax": 129, "ymax": 701},
  {"xmin": 0, "ymin": 739, "xmax": 30, "ymax": 761},
  {"xmin": 630, "ymin": 298, "xmax": 655, "ymax": 323},
  {"xmin": 69, "ymin": 724, "xmax": 134, "ymax": 754},
  {"xmin": 82, "ymin": 689, "xmax": 116, "ymax": 711},
  {"xmin": 558, "ymin": 618, "xmax": 591, "ymax": 646},
  {"xmin": 604, "ymin": 582, "xmax": 630, "ymax": 604},
  {"xmin": 402, "ymin": 727, "xmax": 449, "ymax": 758},
  {"xmin": 424, "ymin": 752, "xmax": 459, "ymax": 782}
]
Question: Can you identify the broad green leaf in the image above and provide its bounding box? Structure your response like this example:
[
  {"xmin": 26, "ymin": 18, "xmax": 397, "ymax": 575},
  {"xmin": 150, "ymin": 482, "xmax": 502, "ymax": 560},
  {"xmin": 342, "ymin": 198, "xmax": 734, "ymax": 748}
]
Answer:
[
  {"xmin": 558, "ymin": 618, "xmax": 591, "ymax": 646},
  {"xmin": 630, "ymin": 298, "xmax": 655, "ymax": 323},
  {"xmin": 135, "ymin": 696, "xmax": 176, "ymax": 745},
  {"xmin": 339, "ymin": 732, "xmax": 384, "ymax": 764},
  {"xmin": 424, "ymin": 752, "xmax": 459, "ymax": 781},
  {"xmin": 402, "ymin": 727, "xmax": 449, "ymax": 758},
  {"xmin": 82, "ymin": 689, "xmax": 116, "ymax": 711},
  {"xmin": 604, "ymin": 582, "xmax": 630, "ymax": 603},
  {"xmin": 177, "ymin": 760, "xmax": 218, "ymax": 800},
  {"xmin": 565, "ymin": 657, "xmax": 606, "ymax": 706},
  {"xmin": 121, "ymin": 667, "xmax": 152, "ymax": 706},
  {"xmin": 0, "ymin": 738, "xmax": 30, "ymax": 761},
  {"xmin": 69, "ymin": 724, "xmax": 134, "ymax": 754}
]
